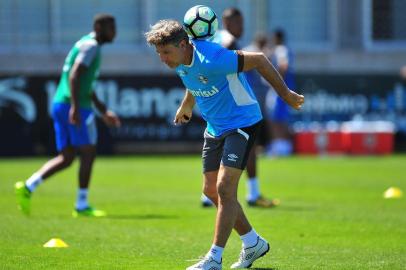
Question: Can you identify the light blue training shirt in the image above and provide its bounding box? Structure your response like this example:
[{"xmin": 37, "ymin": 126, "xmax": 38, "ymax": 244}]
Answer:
[{"xmin": 175, "ymin": 39, "xmax": 262, "ymax": 137}]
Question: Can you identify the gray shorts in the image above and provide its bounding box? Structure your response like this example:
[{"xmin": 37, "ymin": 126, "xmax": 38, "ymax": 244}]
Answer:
[{"xmin": 202, "ymin": 122, "xmax": 260, "ymax": 172}]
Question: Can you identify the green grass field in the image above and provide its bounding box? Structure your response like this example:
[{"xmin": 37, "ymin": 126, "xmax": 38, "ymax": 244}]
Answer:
[{"xmin": 0, "ymin": 155, "xmax": 405, "ymax": 269}]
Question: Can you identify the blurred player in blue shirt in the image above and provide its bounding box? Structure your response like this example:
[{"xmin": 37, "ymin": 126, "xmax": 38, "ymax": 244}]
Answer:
[
  {"xmin": 266, "ymin": 29, "xmax": 296, "ymax": 156},
  {"xmin": 145, "ymin": 19, "xmax": 304, "ymax": 270}
]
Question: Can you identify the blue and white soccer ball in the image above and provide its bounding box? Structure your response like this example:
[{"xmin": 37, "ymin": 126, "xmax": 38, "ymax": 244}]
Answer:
[{"xmin": 183, "ymin": 5, "xmax": 218, "ymax": 40}]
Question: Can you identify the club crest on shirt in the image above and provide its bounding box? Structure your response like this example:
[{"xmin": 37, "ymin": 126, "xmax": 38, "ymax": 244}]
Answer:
[
  {"xmin": 198, "ymin": 74, "xmax": 209, "ymax": 84},
  {"xmin": 178, "ymin": 70, "xmax": 187, "ymax": 77}
]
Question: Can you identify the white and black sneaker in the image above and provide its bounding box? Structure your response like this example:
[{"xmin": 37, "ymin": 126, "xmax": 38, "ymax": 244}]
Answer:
[
  {"xmin": 230, "ymin": 237, "xmax": 270, "ymax": 269},
  {"xmin": 186, "ymin": 256, "xmax": 222, "ymax": 270}
]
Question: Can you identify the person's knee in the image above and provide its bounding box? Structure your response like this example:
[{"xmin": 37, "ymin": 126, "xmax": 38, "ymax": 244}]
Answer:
[
  {"xmin": 79, "ymin": 146, "xmax": 96, "ymax": 159},
  {"xmin": 203, "ymin": 184, "xmax": 217, "ymax": 200},
  {"xmin": 216, "ymin": 180, "xmax": 236, "ymax": 201},
  {"xmin": 60, "ymin": 153, "xmax": 75, "ymax": 167}
]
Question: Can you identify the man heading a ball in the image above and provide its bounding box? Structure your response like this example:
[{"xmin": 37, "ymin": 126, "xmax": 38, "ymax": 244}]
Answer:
[{"xmin": 145, "ymin": 16, "xmax": 304, "ymax": 270}]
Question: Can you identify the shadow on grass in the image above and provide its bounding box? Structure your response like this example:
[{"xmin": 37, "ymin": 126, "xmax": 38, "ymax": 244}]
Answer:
[{"xmin": 106, "ymin": 214, "xmax": 178, "ymax": 220}]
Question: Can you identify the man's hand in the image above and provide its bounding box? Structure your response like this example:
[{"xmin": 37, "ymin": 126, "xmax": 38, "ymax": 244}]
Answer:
[
  {"xmin": 69, "ymin": 106, "xmax": 81, "ymax": 125},
  {"xmin": 102, "ymin": 110, "xmax": 121, "ymax": 127},
  {"xmin": 284, "ymin": 90, "xmax": 304, "ymax": 110},
  {"xmin": 173, "ymin": 106, "xmax": 192, "ymax": 125}
]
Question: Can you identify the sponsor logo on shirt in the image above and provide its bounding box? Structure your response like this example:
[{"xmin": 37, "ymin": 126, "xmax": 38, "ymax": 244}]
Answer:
[{"xmin": 189, "ymin": 86, "xmax": 219, "ymax": 98}]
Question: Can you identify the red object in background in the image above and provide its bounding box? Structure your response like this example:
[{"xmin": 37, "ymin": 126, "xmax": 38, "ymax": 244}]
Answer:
[
  {"xmin": 294, "ymin": 131, "xmax": 316, "ymax": 154},
  {"xmin": 294, "ymin": 130, "xmax": 345, "ymax": 155},
  {"xmin": 342, "ymin": 132, "xmax": 394, "ymax": 154},
  {"xmin": 341, "ymin": 121, "xmax": 394, "ymax": 155},
  {"xmin": 294, "ymin": 121, "xmax": 394, "ymax": 155}
]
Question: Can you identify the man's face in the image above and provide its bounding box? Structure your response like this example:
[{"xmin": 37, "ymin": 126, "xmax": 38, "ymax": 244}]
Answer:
[
  {"xmin": 226, "ymin": 15, "xmax": 243, "ymax": 39},
  {"xmin": 155, "ymin": 41, "xmax": 186, "ymax": 69},
  {"xmin": 98, "ymin": 21, "xmax": 116, "ymax": 43}
]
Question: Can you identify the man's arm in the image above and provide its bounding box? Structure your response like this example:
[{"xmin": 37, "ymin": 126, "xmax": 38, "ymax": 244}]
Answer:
[
  {"xmin": 69, "ymin": 62, "xmax": 86, "ymax": 125},
  {"xmin": 239, "ymin": 51, "xmax": 304, "ymax": 110},
  {"xmin": 91, "ymin": 92, "xmax": 121, "ymax": 127},
  {"xmin": 173, "ymin": 90, "xmax": 195, "ymax": 125},
  {"xmin": 91, "ymin": 92, "xmax": 107, "ymax": 114}
]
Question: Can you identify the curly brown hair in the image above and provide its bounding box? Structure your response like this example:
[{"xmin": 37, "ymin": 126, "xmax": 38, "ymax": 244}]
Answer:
[{"xmin": 145, "ymin": 19, "xmax": 188, "ymax": 46}]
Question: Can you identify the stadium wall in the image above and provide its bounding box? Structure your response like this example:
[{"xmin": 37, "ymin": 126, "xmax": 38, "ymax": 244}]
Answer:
[{"xmin": 0, "ymin": 74, "xmax": 405, "ymax": 156}]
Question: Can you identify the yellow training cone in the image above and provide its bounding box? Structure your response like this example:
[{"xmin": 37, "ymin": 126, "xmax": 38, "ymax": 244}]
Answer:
[
  {"xmin": 383, "ymin": 187, "xmax": 403, "ymax": 199},
  {"xmin": 43, "ymin": 238, "xmax": 69, "ymax": 248}
]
